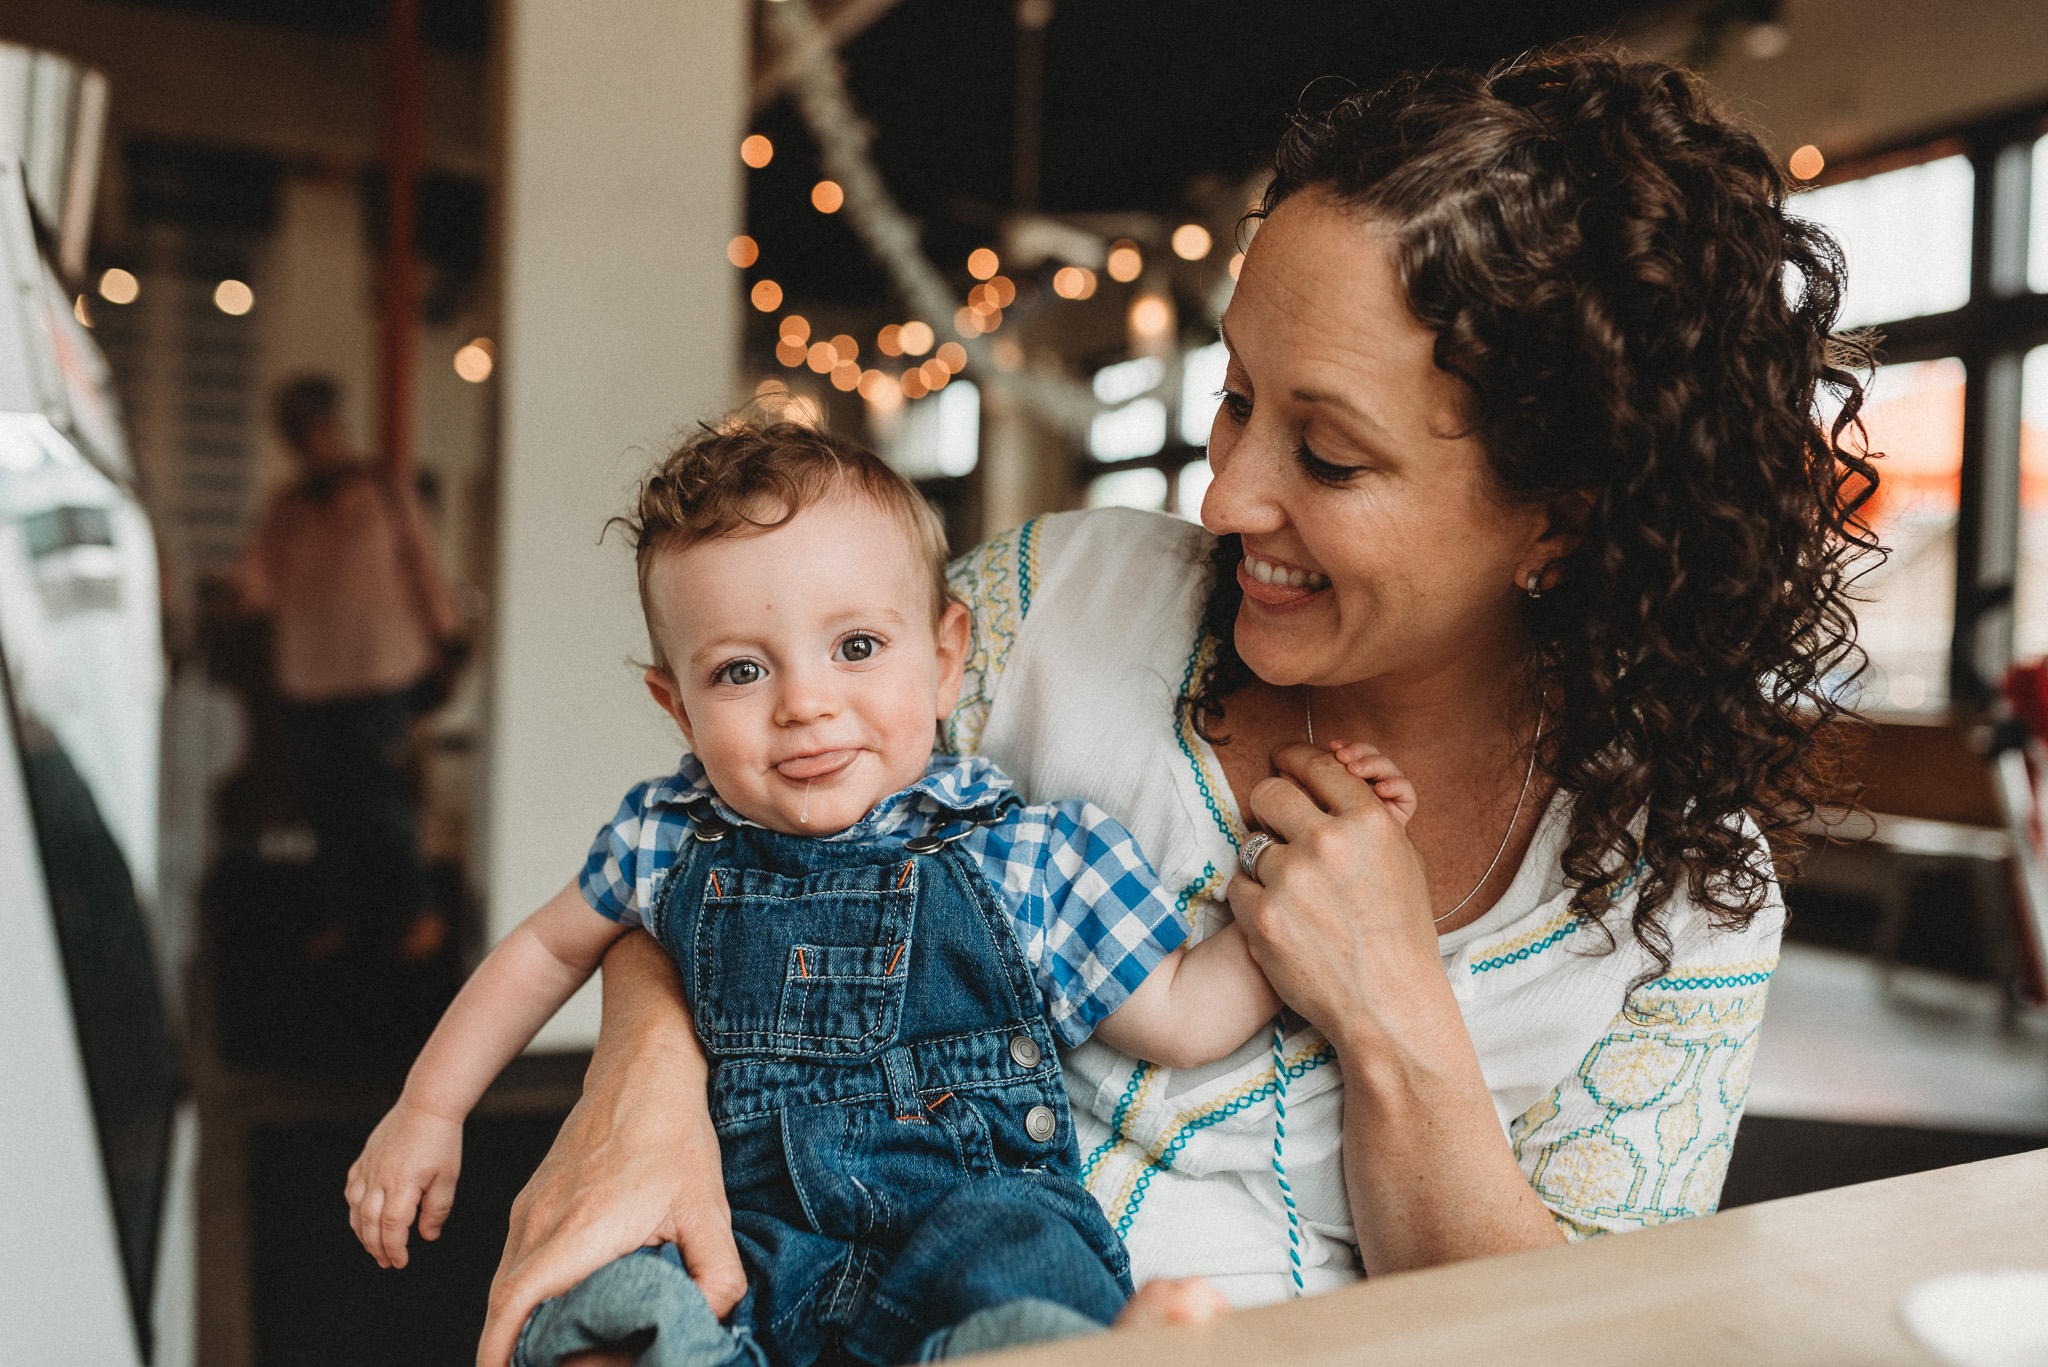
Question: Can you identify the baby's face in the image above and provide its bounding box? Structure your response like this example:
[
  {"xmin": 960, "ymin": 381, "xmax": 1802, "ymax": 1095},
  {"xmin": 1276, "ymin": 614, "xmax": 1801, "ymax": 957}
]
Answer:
[{"xmin": 644, "ymin": 491, "xmax": 967, "ymax": 836}]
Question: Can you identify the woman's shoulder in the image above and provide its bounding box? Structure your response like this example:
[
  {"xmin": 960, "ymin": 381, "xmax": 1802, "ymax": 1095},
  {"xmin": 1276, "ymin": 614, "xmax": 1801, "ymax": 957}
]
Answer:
[{"xmin": 945, "ymin": 509, "xmax": 1214, "ymax": 754}]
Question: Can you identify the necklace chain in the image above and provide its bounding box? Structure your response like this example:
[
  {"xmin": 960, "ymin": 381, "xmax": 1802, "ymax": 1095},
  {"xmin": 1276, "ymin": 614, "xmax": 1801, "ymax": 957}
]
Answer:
[{"xmin": 1303, "ymin": 690, "xmax": 1543, "ymax": 926}]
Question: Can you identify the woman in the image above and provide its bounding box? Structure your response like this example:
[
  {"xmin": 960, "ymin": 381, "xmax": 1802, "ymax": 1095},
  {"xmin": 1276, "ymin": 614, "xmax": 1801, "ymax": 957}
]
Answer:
[{"xmin": 476, "ymin": 46, "xmax": 1873, "ymax": 1364}]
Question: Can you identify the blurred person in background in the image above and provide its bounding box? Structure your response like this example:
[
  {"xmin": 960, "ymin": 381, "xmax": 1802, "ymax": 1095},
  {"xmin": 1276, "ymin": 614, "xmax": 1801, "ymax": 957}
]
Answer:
[{"xmin": 233, "ymin": 373, "xmax": 463, "ymax": 967}]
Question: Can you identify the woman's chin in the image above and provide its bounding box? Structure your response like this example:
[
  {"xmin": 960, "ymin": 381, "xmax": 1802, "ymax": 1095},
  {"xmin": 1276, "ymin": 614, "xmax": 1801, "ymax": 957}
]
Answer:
[{"xmin": 1234, "ymin": 611, "xmax": 1330, "ymax": 687}]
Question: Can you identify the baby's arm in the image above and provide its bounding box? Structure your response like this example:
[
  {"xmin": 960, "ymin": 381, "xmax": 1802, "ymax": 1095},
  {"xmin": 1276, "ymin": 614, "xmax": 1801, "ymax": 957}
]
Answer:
[
  {"xmin": 1092, "ymin": 740, "xmax": 1415, "ymax": 1070},
  {"xmin": 345, "ymin": 881, "xmax": 629, "ymax": 1269}
]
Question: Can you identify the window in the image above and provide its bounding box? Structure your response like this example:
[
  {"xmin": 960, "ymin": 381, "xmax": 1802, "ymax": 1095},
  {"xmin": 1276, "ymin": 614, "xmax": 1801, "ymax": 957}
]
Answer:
[{"xmin": 1796, "ymin": 154, "xmax": 1974, "ymax": 329}]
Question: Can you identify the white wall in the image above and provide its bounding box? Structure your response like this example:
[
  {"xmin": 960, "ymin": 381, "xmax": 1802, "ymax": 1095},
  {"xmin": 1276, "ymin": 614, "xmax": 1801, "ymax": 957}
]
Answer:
[{"xmin": 490, "ymin": 0, "xmax": 744, "ymax": 1048}]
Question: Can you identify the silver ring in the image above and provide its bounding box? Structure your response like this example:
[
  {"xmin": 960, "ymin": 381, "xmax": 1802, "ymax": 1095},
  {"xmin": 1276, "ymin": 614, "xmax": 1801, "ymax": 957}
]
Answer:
[{"xmin": 1239, "ymin": 832, "xmax": 1280, "ymax": 883}]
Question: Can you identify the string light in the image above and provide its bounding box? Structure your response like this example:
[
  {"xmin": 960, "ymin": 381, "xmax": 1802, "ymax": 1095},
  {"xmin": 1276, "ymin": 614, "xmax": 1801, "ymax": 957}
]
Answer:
[
  {"xmin": 741, "ymin": 134, "xmax": 774, "ymax": 168},
  {"xmin": 830, "ymin": 333, "xmax": 859, "ymax": 364},
  {"xmin": 989, "ymin": 275, "xmax": 1016, "ymax": 307},
  {"xmin": 1130, "ymin": 294, "xmax": 1173, "ymax": 343},
  {"xmin": 921, "ymin": 359, "xmax": 951, "ymax": 391},
  {"xmin": 1789, "ymin": 144, "xmax": 1825, "ymax": 180},
  {"xmin": 727, "ymin": 235, "xmax": 759, "ymax": 267},
  {"xmin": 780, "ymin": 314, "xmax": 811, "ymax": 343},
  {"xmin": 936, "ymin": 342, "xmax": 967, "ymax": 373},
  {"xmin": 453, "ymin": 337, "xmax": 495, "ymax": 382},
  {"xmin": 830, "ymin": 360, "xmax": 860, "ymax": 391},
  {"xmin": 967, "ymin": 247, "xmax": 1000, "ymax": 280},
  {"xmin": 1106, "ymin": 240, "xmax": 1143, "ymax": 283},
  {"xmin": 901, "ymin": 368, "xmax": 929, "ymax": 399},
  {"xmin": 776, "ymin": 337, "xmax": 807, "ymax": 367},
  {"xmin": 878, "ymin": 323, "xmax": 904, "ymax": 356},
  {"xmin": 862, "ymin": 370, "xmax": 904, "ymax": 411},
  {"xmin": 899, "ymin": 320, "xmax": 935, "ymax": 355},
  {"xmin": 954, "ymin": 306, "xmax": 984, "ymax": 338},
  {"xmin": 750, "ymin": 279, "xmax": 783, "ymax": 311},
  {"xmin": 807, "ymin": 341, "xmax": 836, "ymax": 373},
  {"xmin": 1171, "ymin": 224, "xmax": 1212, "ymax": 260},
  {"xmin": 812, "ymin": 179, "xmax": 845, "ymax": 213},
  {"xmin": 98, "ymin": 267, "xmax": 138, "ymax": 304},
  {"xmin": 1053, "ymin": 266, "xmax": 1097, "ymax": 300},
  {"xmin": 215, "ymin": 279, "xmax": 254, "ymax": 315}
]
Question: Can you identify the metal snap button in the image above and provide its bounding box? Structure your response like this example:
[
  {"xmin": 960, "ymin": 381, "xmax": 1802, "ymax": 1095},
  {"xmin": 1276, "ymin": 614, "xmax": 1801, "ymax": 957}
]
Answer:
[
  {"xmin": 693, "ymin": 816, "xmax": 732, "ymax": 843},
  {"xmin": 1024, "ymin": 1104, "xmax": 1057, "ymax": 1143},
  {"xmin": 903, "ymin": 834, "xmax": 942, "ymax": 854},
  {"xmin": 1009, "ymin": 1036, "xmax": 1042, "ymax": 1069}
]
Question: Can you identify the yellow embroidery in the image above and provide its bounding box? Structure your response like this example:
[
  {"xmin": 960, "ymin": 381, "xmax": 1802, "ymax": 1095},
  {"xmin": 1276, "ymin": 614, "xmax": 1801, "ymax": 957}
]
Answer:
[{"xmin": 942, "ymin": 519, "xmax": 1040, "ymax": 755}]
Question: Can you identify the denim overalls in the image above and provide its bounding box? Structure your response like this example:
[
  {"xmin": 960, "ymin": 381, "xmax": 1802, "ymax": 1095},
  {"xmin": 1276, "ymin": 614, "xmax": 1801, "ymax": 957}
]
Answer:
[{"xmin": 517, "ymin": 795, "xmax": 1133, "ymax": 1367}]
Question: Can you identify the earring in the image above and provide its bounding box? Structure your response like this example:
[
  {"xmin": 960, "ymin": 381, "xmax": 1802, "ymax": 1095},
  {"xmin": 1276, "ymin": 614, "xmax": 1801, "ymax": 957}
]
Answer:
[{"xmin": 1524, "ymin": 571, "xmax": 1543, "ymax": 600}]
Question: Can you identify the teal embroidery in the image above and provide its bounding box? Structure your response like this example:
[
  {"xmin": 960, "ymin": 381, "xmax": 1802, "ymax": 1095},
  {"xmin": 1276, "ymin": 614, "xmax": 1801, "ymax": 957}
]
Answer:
[
  {"xmin": 1081, "ymin": 1061, "xmax": 1154, "ymax": 1188},
  {"xmin": 1649, "ymin": 970, "xmax": 1776, "ymax": 992},
  {"xmin": 1173, "ymin": 633, "xmax": 1240, "ymax": 853},
  {"xmin": 1017, "ymin": 515, "xmax": 1039, "ymax": 616},
  {"xmin": 1469, "ymin": 858, "xmax": 1647, "ymax": 975}
]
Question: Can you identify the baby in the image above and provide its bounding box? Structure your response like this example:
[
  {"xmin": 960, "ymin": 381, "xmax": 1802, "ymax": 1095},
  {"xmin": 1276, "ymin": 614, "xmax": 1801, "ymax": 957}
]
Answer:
[{"xmin": 346, "ymin": 419, "xmax": 1413, "ymax": 1366}]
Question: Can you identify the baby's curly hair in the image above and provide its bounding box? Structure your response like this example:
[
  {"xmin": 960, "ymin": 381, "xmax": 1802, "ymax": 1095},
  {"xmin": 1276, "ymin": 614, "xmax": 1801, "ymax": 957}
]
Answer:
[
  {"xmin": 1188, "ymin": 46, "xmax": 1880, "ymax": 975},
  {"xmin": 614, "ymin": 418, "xmax": 952, "ymax": 671}
]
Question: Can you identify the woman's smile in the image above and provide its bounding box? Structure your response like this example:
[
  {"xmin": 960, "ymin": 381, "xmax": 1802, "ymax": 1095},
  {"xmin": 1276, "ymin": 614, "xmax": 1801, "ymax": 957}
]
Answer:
[{"xmin": 1237, "ymin": 547, "xmax": 1332, "ymax": 608}]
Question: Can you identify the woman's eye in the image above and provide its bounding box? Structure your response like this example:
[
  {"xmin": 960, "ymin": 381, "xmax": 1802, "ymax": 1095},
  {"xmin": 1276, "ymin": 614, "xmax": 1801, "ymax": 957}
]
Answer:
[
  {"xmin": 1295, "ymin": 439, "xmax": 1361, "ymax": 487},
  {"xmin": 836, "ymin": 634, "xmax": 880, "ymax": 663},
  {"xmin": 1216, "ymin": 387, "xmax": 1252, "ymax": 422},
  {"xmin": 717, "ymin": 660, "xmax": 763, "ymax": 686}
]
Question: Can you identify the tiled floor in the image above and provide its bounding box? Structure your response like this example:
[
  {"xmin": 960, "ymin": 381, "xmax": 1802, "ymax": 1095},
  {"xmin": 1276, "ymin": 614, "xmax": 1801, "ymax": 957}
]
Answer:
[{"xmin": 1748, "ymin": 943, "xmax": 2048, "ymax": 1134}]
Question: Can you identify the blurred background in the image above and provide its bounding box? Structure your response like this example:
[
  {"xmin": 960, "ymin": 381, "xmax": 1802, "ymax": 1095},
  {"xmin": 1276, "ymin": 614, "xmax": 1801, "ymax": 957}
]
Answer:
[{"xmin": 3, "ymin": 1, "xmax": 2048, "ymax": 1364}]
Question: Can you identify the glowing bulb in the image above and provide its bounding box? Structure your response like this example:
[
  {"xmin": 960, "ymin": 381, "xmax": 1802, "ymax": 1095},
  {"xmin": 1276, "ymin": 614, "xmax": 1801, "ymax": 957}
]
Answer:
[
  {"xmin": 989, "ymin": 275, "xmax": 1016, "ymax": 307},
  {"xmin": 967, "ymin": 247, "xmax": 1000, "ymax": 280},
  {"xmin": 776, "ymin": 338, "xmax": 807, "ymax": 368},
  {"xmin": 812, "ymin": 180, "xmax": 845, "ymax": 213},
  {"xmin": 453, "ymin": 338, "xmax": 495, "ymax": 382},
  {"xmin": 921, "ymin": 359, "xmax": 951, "ymax": 391},
  {"xmin": 1171, "ymin": 224, "xmax": 1212, "ymax": 260},
  {"xmin": 727, "ymin": 235, "xmax": 759, "ymax": 268},
  {"xmin": 936, "ymin": 342, "xmax": 967, "ymax": 374},
  {"xmin": 954, "ymin": 306, "xmax": 984, "ymax": 338},
  {"xmin": 807, "ymin": 341, "xmax": 836, "ymax": 373},
  {"xmin": 901, "ymin": 369, "xmax": 929, "ymax": 399},
  {"xmin": 98, "ymin": 267, "xmax": 139, "ymax": 305},
  {"xmin": 899, "ymin": 320, "xmax": 935, "ymax": 355},
  {"xmin": 862, "ymin": 370, "xmax": 904, "ymax": 411},
  {"xmin": 1130, "ymin": 294, "xmax": 1173, "ymax": 342},
  {"xmin": 1789, "ymin": 144, "xmax": 1825, "ymax": 180},
  {"xmin": 830, "ymin": 333, "xmax": 859, "ymax": 364},
  {"xmin": 831, "ymin": 360, "xmax": 861, "ymax": 392},
  {"xmin": 878, "ymin": 324, "xmax": 904, "ymax": 356},
  {"xmin": 214, "ymin": 279, "xmax": 254, "ymax": 315},
  {"xmin": 1106, "ymin": 241, "xmax": 1143, "ymax": 283},
  {"xmin": 780, "ymin": 314, "xmax": 811, "ymax": 343},
  {"xmin": 741, "ymin": 134, "xmax": 774, "ymax": 168},
  {"xmin": 1227, "ymin": 253, "xmax": 1244, "ymax": 280},
  {"xmin": 750, "ymin": 279, "xmax": 783, "ymax": 311},
  {"xmin": 1053, "ymin": 265, "xmax": 1097, "ymax": 300}
]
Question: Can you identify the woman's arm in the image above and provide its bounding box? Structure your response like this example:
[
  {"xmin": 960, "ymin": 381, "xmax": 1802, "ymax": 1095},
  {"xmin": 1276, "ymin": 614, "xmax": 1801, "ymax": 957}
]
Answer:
[
  {"xmin": 1228, "ymin": 744, "xmax": 1564, "ymax": 1273},
  {"xmin": 476, "ymin": 930, "xmax": 743, "ymax": 1367}
]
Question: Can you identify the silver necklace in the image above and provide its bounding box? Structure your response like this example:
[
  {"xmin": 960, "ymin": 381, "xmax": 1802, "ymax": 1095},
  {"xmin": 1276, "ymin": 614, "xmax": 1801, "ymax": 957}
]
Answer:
[{"xmin": 1305, "ymin": 690, "xmax": 1542, "ymax": 925}]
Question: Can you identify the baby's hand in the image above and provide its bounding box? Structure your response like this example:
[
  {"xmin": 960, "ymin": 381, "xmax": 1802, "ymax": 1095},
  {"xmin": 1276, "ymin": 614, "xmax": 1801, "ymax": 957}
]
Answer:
[
  {"xmin": 345, "ymin": 1098, "xmax": 463, "ymax": 1269},
  {"xmin": 1327, "ymin": 740, "xmax": 1418, "ymax": 827}
]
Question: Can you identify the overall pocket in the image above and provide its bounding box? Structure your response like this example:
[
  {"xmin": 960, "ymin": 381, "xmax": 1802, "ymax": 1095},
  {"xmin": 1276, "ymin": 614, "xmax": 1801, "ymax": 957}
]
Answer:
[{"xmin": 692, "ymin": 858, "xmax": 915, "ymax": 1059}]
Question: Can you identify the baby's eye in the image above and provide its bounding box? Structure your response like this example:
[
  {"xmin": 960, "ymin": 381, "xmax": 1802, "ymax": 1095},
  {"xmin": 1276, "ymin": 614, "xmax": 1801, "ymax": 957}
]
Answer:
[
  {"xmin": 836, "ymin": 634, "xmax": 880, "ymax": 663},
  {"xmin": 716, "ymin": 659, "xmax": 764, "ymax": 686}
]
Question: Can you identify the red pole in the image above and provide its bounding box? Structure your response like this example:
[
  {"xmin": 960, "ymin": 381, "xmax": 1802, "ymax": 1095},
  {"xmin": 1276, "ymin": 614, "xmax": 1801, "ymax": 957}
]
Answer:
[{"xmin": 378, "ymin": 0, "xmax": 424, "ymax": 475}]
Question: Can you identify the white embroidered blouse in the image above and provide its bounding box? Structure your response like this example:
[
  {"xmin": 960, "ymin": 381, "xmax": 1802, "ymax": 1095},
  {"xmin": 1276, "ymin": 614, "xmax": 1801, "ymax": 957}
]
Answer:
[{"xmin": 942, "ymin": 507, "xmax": 1784, "ymax": 1308}]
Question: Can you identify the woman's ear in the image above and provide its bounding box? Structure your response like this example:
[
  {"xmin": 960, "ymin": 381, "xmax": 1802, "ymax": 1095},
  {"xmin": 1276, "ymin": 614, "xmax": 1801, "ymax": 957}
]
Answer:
[
  {"xmin": 933, "ymin": 600, "xmax": 971, "ymax": 721},
  {"xmin": 644, "ymin": 667, "xmax": 695, "ymax": 745},
  {"xmin": 1534, "ymin": 488, "xmax": 1598, "ymax": 560}
]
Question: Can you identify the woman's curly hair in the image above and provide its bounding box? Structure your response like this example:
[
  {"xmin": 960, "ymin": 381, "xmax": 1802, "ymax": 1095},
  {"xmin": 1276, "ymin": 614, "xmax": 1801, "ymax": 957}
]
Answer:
[{"xmin": 1187, "ymin": 46, "xmax": 1880, "ymax": 975}]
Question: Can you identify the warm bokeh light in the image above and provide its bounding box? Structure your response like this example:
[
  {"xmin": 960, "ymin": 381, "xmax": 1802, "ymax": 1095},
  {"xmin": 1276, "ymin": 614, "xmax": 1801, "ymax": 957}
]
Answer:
[
  {"xmin": 98, "ymin": 267, "xmax": 138, "ymax": 305},
  {"xmin": 785, "ymin": 395, "xmax": 823, "ymax": 426},
  {"xmin": 214, "ymin": 279, "xmax": 254, "ymax": 315},
  {"xmin": 989, "ymin": 275, "xmax": 1016, "ymax": 307},
  {"xmin": 921, "ymin": 359, "xmax": 952, "ymax": 391},
  {"xmin": 862, "ymin": 370, "xmax": 904, "ymax": 411},
  {"xmin": 727, "ymin": 235, "xmax": 759, "ymax": 268},
  {"xmin": 453, "ymin": 338, "xmax": 495, "ymax": 383},
  {"xmin": 1789, "ymin": 144, "xmax": 1825, "ymax": 180},
  {"xmin": 1053, "ymin": 265, "xmax": 1098, "ymax": 300},
  {"xmin": 812, "ymin": 179, "xmax": 845, "ymax": 213},
  {"xmin": 899, "ymin": 320, "xmax": 935, "ymax": 355},
  {"xmin": 901, "ymin": 368, "xmax": 929, "ymax": 399},
  {"xmin": 750, "ymin": 279, "xmax": 783, "ymax": 311},
  {"xmin": 990, "ymin": 338, "xmax": 1023, "ymax": 372},
  {"xmin": 780, "ymin": 314, "xmax": 811, "ymax": 343},
  {"xmin": 971, "ymin": 304, "xmax": 1002, "ymax": 332},
  {"xmin": 807, "ymin": 341, "xmax": 836, "ymax": 373},
  {"xmin": 741, "ymin": 134, "xmax": 774, "ymax": 168},
  {"xmin": 967, "ymin": 247, "xmax": 1000, "ymax": 280},
  {"xmin": 1106, "ymin": 241, "xmax": 1143, "ymax": 283},
  {"xmin": 1130, "ymin": 294, "xmax": 1173, "ymax": 342},
  {"xmin": 1171, "ymin": 223, "xmax": 1212, "ymax": 260},
  {"xmin": 936, "ymin": 342, "xmax": 967, "ymax": 373},
  {"xmin": 830, "ymin": 333, "xmax": 859, "ymax": 364},
  {"xmin": 755, "ymin": 376, "xmax": 789, "ymax": 398},
  {"xmin": 1227, "ymin": 253, "xmax": 1243, "ymax": 280},
  {"xmin": 72, "ymin": 294, "xmax": 91, "ymax": 327},
  {"xmin": 878, "ymin": 323, "xmax": 904, "ymax": 356},
  {"xmin": 776, "ymin": 338, "xmax": 807, "ymax": 367},
  {"xmin": 954, "ymin": 306, "xmax": 984, "ymax": 338},
  {"xmin": 831, "ymin": 361, "xmax": 861, "ymax": 392}
]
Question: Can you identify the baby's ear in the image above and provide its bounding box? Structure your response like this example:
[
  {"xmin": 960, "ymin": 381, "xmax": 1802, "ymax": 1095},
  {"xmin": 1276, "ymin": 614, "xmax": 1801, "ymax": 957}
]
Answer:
[
  {"xmin": 933, "ymin": 601, "xmax": 971, "ymax": 719},
  {"xmin": 644, "ymin": 667, "xmax": 694, "ymax": 743}
]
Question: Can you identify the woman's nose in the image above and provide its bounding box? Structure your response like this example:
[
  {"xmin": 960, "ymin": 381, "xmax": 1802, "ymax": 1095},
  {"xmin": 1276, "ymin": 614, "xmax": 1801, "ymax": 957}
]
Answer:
[{"xmin": 1201, "ymin": 423, "xmax": 1287, "ymax": 538}]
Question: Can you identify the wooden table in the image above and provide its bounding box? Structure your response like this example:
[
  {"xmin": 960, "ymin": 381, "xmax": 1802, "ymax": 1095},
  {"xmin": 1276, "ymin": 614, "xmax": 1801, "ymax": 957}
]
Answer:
[{"xmin": 987, "ymin": 1149, "xmax": 2048, "ymax": 1366}]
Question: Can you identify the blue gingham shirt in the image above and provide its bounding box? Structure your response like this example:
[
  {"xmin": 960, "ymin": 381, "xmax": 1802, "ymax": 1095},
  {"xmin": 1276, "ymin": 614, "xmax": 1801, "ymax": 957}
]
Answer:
[{"xmin": 580, "ymin": 753, "xmax": 1189, "ymax": 1046}]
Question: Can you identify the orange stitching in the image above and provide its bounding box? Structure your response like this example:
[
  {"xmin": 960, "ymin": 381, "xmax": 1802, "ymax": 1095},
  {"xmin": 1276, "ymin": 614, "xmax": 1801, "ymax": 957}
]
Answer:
[
  {"xmin": 887, "ymin": 943, "xmax": 906, "ymax": 975},
  {"xmin": 896, "ymin": 861, "xmax": 914, "ymax": 889},
  {"xmin": 926, "ymin": 1092, "xmax": 954, "ymax": 1111},
  {"xmin": 895, "ymin": 1114, "xmax": 924, "ymax": 1122},
  {"xmin": 795, "ymin": 947, "xmax": 808, "ymax": 978}
]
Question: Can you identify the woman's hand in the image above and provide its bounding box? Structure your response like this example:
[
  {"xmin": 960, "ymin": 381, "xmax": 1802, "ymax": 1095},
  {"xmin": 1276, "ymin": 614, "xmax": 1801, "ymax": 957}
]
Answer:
[
  {"xmin": 1226, "ymin": 742, "xmax": 1437, "ymax": 1042},
  {"xmin": 477, "ymin": 931, "xmax": 745, "ymax": 1367}
]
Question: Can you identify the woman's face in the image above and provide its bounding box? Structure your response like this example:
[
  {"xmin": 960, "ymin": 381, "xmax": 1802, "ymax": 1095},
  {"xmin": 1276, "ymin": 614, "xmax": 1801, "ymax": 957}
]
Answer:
[{"xmin": 1204, "ymin": 191, "xmax": 1555, "ymax": 694}]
